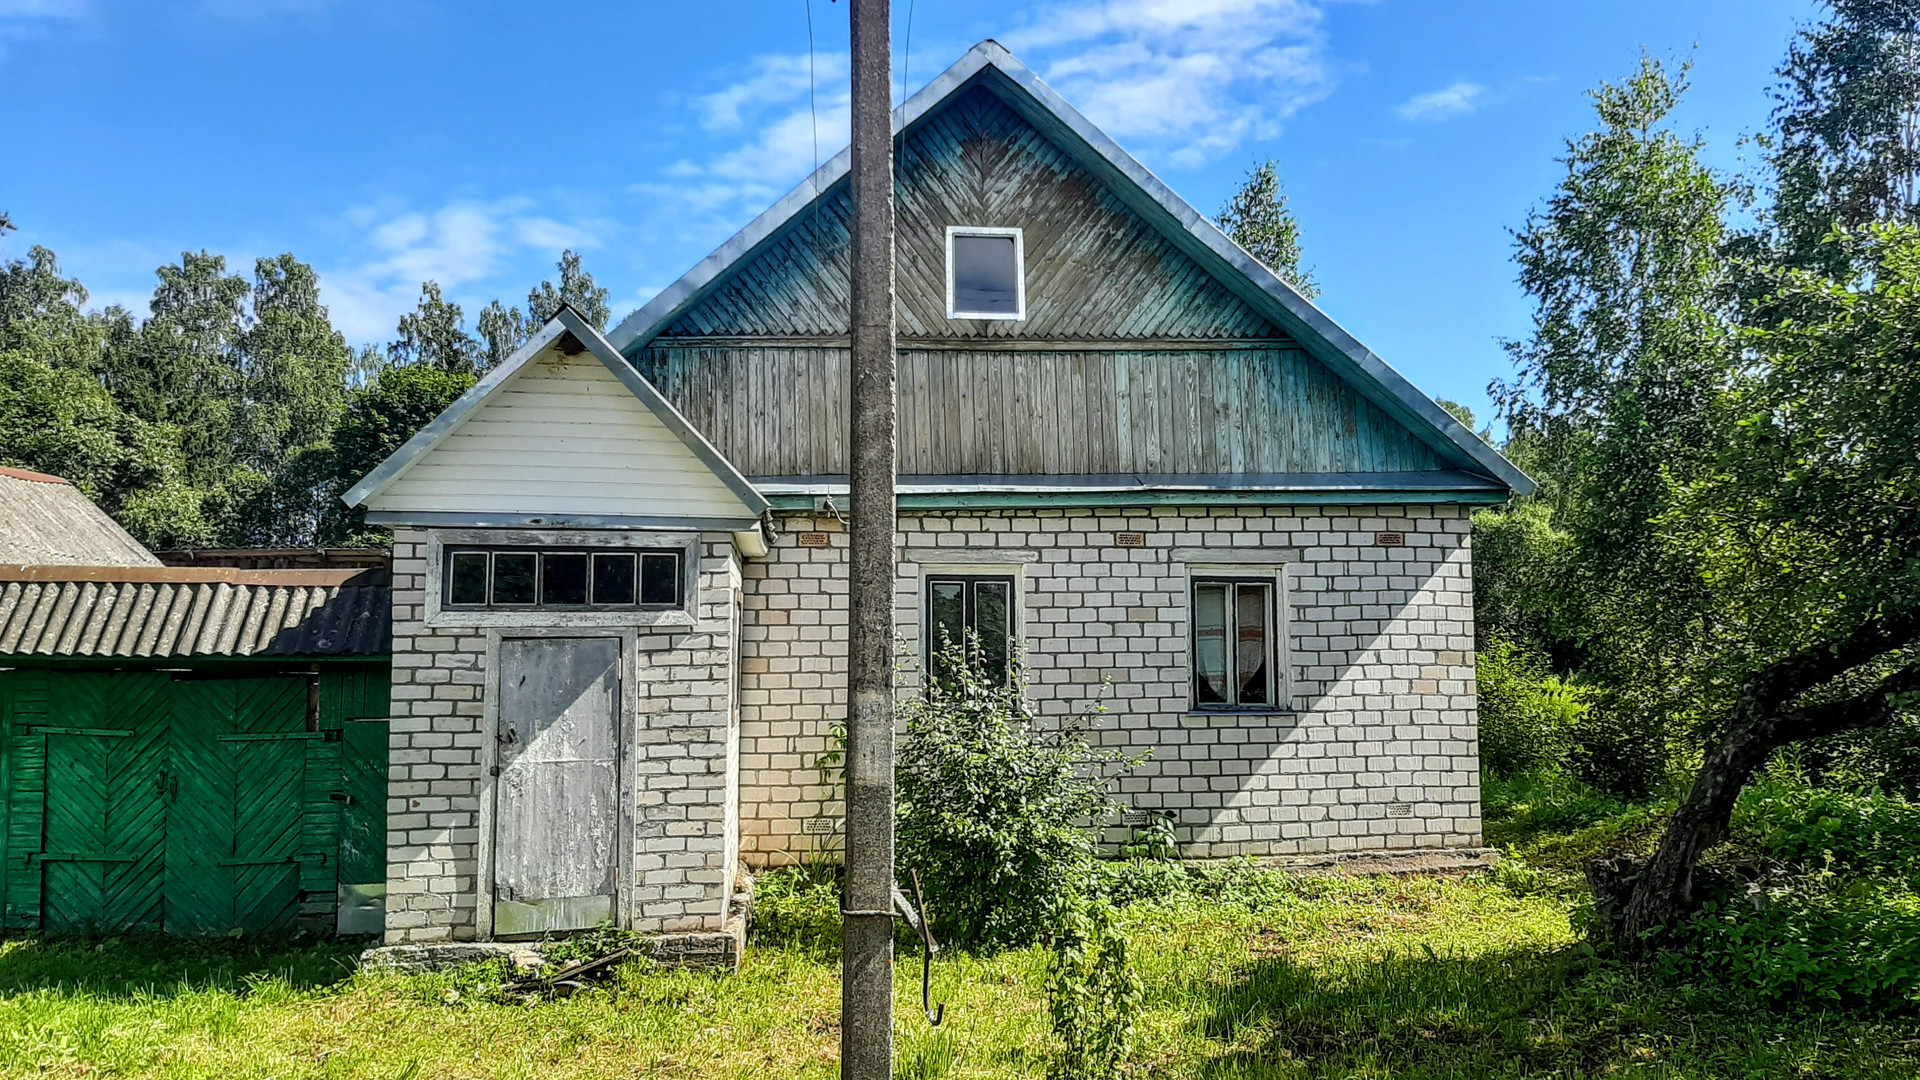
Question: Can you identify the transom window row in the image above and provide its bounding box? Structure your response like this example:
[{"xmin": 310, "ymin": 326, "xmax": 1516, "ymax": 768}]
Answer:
[{"xmin": 445, "ymin": 548, "xmax": 681, "ymax": 609}]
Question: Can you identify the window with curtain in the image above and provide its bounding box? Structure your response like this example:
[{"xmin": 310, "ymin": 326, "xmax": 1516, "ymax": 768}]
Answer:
[{"xmin": 1191, "ymin": 578, "xmax": 1278, "ymax": 710}]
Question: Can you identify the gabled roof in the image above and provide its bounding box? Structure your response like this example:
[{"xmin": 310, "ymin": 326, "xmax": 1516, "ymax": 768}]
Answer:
[
  {"xmin": 344, "ymin": 306, "xmax": 770, "ymax": 525},
  {"xmin": 0, "ymin": 468, "xmax": 162, "ymax": 567},
  {"xmin": 608, "ymin": 40, "xmax": 1533, "ymax": 497}
]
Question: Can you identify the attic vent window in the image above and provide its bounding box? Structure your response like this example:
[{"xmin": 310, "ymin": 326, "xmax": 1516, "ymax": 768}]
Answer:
[{"xmin": 946, "ymin": 226, "xmax": 1025, "ymax": 319}]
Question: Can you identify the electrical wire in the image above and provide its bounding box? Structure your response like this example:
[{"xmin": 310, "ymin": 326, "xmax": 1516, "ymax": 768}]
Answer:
[{"xmin": 901, "ymin": 0, "xmax": 916, "ymax": 108}]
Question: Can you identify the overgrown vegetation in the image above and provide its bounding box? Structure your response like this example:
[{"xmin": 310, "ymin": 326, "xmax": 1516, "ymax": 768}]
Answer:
[
  {"xmin": 11, "ymin": 862, "xmax": 1920, "ymax": 1078},
  {"xmin": 895, "ymin": 641, "xmax": 1139, "ymax": 951}
]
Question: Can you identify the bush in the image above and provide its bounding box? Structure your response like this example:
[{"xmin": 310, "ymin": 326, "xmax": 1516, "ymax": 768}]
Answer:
[
  {"xmin": 1666, "ymin": 872, "xmax": 1920, "ymax": 1011},
  {"xmin": 1477, "ymin": 636, "xmax": 1589, "ymax": 777},
  {"xmin": 1733, "ymin": 771, "xmax": 1920, "ymax": 878},
  {"xmin": 1046, "ymin": 893, "xmax": 1142, "ymax": 1080},
  {"xmin": 897, "ymin": 641, "xmax": 1139, "ymax": 951}
]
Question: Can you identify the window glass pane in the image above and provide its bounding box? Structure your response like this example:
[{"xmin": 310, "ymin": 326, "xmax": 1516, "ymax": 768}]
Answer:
[
  {"xmin": 448, "ymin": 552, "xmax": 488, "ymax": 605},
  {"xmin": 542, "ymin": 553, "xmax": 588, "ymax": 605},
  {"xmin": 951, "ymin": 234, "xmax": 1019, "ymax": 315},
  {"xmin": 928, "ymin": 580, "xmax": 966, "ymax": 679},
  {"xmin": 492, "ymin": 552, "xmax": 537, "ymax": 604},
  {"xmin": 640, "ymin": 553, "xmax": 679, "ymax": 605},
  {"xmin": 1193, "ymin": 583, "xmax": 1228, "ymax": 704},
  {"xmin": 974, "ymin": 579, "xmax": 1011, "ymax": 685},
  {"xmin": 592, "ymin": 553, "xmax": 637, "ymax": 605},
  {"xmin": 1236, "ymin": 583, "xmax": 1271, "ymax": 706}
]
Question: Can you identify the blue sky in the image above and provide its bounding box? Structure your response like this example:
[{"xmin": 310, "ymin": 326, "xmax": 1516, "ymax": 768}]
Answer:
[{"xmin": 2, "ymin": 0, "xmax": 1819, "ymax": 424}]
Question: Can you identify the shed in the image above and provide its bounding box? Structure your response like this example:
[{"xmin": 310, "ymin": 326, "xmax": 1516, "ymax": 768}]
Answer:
[{"xmin": 0, "ymin": 481, "xmax": 394, "ymax": 938}]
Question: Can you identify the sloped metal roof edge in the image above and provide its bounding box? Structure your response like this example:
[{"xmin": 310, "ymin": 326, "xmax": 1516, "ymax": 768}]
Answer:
[{"xmin": 606, "ymin": 39, "xmax": 1533, "ymax": 498}]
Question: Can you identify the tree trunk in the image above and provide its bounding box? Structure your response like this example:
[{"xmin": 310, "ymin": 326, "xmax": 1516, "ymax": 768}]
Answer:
[
  {"xmin": 1599, "ymin": 715, "xmax": 1779, "ymax": 948},
  {"xmin": 1592, "ymin": 632, "xmax": 1919, "ymax": 951}
]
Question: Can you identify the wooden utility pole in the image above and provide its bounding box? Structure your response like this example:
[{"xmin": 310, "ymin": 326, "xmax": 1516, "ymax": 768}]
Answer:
[{"xmin": 842, "ymin": 1, "xmax": 897, "ymax": 1078}]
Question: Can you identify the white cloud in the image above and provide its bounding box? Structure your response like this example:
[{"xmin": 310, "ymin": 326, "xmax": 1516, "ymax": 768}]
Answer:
[
  {"xmin": 1396, "ymin": 81, "xmax": 1487, "ymax": 122},
  {"xmin": 317, "ymin": 198, "xmax": 604, "ymax": 343},
  {"xmin": 1007, "ymin": 0, "xmax": 1339, "ymax": 167},
  {"xmin": 634, "ymin": 52, "xmax": 852, "ymax": 226}
]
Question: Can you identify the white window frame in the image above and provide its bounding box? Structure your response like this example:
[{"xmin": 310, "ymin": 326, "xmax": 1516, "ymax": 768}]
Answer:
[{"xmin": 945, "ymin": 225, "xmax": 1027, "ymax": 320}]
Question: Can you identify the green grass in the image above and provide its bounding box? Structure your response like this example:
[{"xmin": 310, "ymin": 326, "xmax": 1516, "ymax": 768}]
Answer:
[{"xmin": 3, "ymin": 870, "xmax": 1916, "ymax": 1078}]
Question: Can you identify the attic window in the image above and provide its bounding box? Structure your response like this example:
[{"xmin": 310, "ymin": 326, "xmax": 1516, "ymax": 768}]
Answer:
[{"xmin": 946, "ymin": 227, "xmax": 1025, "ymax": 319}]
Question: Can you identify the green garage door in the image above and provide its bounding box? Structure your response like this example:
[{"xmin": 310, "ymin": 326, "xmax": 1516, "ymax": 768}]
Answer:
[{"xmin": 2, "ymin": 668, "xmax": 387, "ymax": 937}]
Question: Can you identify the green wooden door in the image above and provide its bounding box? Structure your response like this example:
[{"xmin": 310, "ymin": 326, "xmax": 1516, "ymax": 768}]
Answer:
[
  {"xmin": 164, "ymin": 678, "xmax": 312, "ymax": 936},
  {"xmin": 39, "ymin": 673, "xmax": 171, "ymax": 934}
]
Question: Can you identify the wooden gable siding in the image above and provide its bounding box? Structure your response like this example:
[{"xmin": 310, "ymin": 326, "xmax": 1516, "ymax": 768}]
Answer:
[
  {"xmin": 639, "ymin": 344, "xmax": 1446, "ymax": 477},
  {"xmin": 635, "ymin": 85, "xmax": 1444, "ymax": 479},
  {"xmin": 657, "ymin": 86, "xmax": 1276, "ymax": 340},
  {"xmin": 365, "ymin": 347, "xmax": 752, "ymax": 519}
]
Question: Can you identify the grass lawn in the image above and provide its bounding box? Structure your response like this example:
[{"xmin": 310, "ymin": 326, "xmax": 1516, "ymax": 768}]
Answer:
[{"xmin": 4, "ymin": 867, "xmax": 1917, "ymax": 1079}]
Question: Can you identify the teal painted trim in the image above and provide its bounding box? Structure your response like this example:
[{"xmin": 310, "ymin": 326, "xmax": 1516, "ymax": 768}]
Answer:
[{"xmin": 765, "ymin": 490, "xmax": 1510, "ymax": 510}]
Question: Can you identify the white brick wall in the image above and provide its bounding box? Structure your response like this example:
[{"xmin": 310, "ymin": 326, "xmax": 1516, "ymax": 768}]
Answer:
[
  {"xmin": 383, "ymin": 505, "xmax": 1481, "ymax": 942},
  {"xmin": 383, "ymin": 529, "xmax": 742, "ymax": 945},
  {"xmin": 739, "ymin": 505, "xmax": 1480, "ymax": 862}
]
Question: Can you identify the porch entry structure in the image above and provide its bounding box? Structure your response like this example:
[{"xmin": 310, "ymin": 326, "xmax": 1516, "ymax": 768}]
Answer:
[{"xmin": 489, "ymin": 636, "xmax": 622, "ymax": 937}]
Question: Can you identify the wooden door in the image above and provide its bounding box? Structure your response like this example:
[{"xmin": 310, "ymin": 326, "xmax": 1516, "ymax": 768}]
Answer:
[
  {"xmin": 493, "ymin": 637, "xmax": 620, "ymax": 936},
  {"xmin": 38, "ymin": 673, "xmax": 171, "ymax": 934},
  {"xmin": 165, "ymin": 678, "xmax": 311, "ymax": 936}
]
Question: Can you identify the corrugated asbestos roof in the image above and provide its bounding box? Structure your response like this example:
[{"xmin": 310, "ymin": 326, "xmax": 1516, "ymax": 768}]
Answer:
[
  {"xmin": 0, "ymin": 469, "xmax": 162, "ymax": 567},
  {"xmin": 0, "ymin": 577, "xmax": 390, "ymax": 658}
]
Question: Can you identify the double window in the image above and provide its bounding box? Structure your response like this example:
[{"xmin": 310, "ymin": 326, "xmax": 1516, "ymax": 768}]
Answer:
[
  {"xmin": 1191, "ymin": 578, "xmax": 1279, "ymax": 711},
  {"xmin": 925, "ymin": 574, "xmax": 1014, "ymax": 686},
  {"xmin": 445, "ymin": 547, "xmax": 681, "ymax": 610}
]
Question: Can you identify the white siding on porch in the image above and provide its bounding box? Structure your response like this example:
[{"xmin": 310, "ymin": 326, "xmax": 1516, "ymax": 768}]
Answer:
[{"xmin": 365, "ymin": 348, "xmax": 755, "ymax": 521}]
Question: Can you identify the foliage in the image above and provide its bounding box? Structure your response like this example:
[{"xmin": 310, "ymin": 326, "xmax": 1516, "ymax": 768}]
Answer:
[
  {"xmin": 1217, "ymin": 160, "xmax": 1318, "ymax": 298},
  {"xmin": 1045, "ymin": 892, "xmax": 1142, "ymax": 1080},
  {"xmin": 1664, "ymin": 873, "xmax": 1920, "ymax": 1010},
  {"xmin": 1734, "ymin": 769, "xmax": 1920, "ymax": 879},
  {"xmin": 311, "ymin": 364, "xmax": 477, "ymax": 544},
  {"xmin": 0, "ymin": 226, "xmax": 612, "ymax": 548},
  {"xmin": 747, "ymin": 863, "xmax": 844, "ymax": 958},
  {"xmin": 478, "ymin": 249, "xmax": 614, "ymax": 369},
  {"xmin": 1476, "ymin": 636, "xmax": 1591, "ymax": 777},
  {"xmin": 388, "ymin": 281, "xmax": 481, "ymax": 375},
  {"xmin": 895, "ymin": 640, "xmax": 1140, "ymax": 951},
  {"xmin": 1768, "ymin": 0, "xmax": 1920, "ymax": 274}
]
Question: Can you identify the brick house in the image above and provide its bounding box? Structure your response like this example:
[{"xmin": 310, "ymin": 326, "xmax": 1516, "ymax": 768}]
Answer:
[{"xmin": 344, "ymin": 41, "xmax": 1532, "ymax": 945}]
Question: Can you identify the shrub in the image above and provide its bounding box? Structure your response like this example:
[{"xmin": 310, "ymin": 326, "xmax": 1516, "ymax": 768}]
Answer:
[
  {"xmin": 896, "ymin": 640, "xmax": 1140, "ymax": 951},
  {"xmin": 1733, "ymin": 770, "xmax": 1920, "ymax": 878},
  {"xmin": 1046, "ymin": 893, "xmax": 1142, "ymax": 1080},
  {"xmin": 1477, "ymin": 636, "xmax": 1589, "ymax": 777},
  {"xmin": 1666, "ymin": 872, "xmax": 1920, "ymax": 1011}
]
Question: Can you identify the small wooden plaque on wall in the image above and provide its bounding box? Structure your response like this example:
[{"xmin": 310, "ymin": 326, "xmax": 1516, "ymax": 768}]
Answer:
[
  {"xmin": 797, "ymin": 532, "xmax": 831, "ymax": 548},
  {"xmin": 1373, "ymin": 532, "xmax": 1406, "ymax": 547},
  {"xmin": 1114, "ymin": 532, "xmax": 1147, "ymax": 548}
]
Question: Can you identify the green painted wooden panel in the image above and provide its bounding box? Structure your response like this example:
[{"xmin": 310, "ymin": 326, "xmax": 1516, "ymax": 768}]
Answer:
[
  {"xmin": 39, "ymin": 673, "xmax": 171, "ymax": 934},
  {"xmin": 2, "ymin": 671, "xmax": 48, "ymax": 930},
  {"xmin": 338, "ymin": 720, "xmax": 388, "ymax": 885},
  {"xmin": 164, "ymin": 679, "xmax": 308, "ymax": 936}
]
